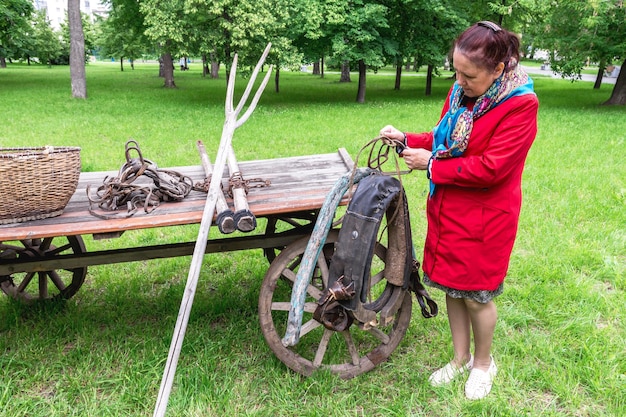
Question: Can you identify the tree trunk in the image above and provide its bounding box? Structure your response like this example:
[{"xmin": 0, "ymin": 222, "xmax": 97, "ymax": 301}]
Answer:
[
  {"xmin": 68, "ymin": 0, "xmax": 87, "ymax": 99},
  {"xmin": 201, "ymin": 53, "xmax": 208, "ymax": 77},
  {"xmin": 130, "ymin": 58, "xmax": 134, "ymax": 70},
  {"xmin": 162, "ymin": 52, "xmax": 176, "ymax": 88},
  {"xmin": 340, "ymin": 61, "xmax": 350, "ymax": 82},
  {"xmin": 0, "ymin": 57, "xmax": 6, "ymax": 68},
  {"xmin": 313, "ymin": 61, "xmax": 320, "ymax": 75},
  {"xmin": 356, "ymin": 59, "xmax": 366, "ymax": 103},
  {"xmin": 210, "ymin": 51, "xmax": 219, "ymax": 79},
  {"xmin": 275, "ymin": 67, "xmax": 280, "ymax": 93},
  {"xmin": 394, "ymin": 63, "xmax": 402, "ymax": 90},
  {"xmin": 594, "ymin": 60, "xmax": 605, "ymax": 89},
  {"xmin": 425, "ymin": 64, "xmax": 434, "ymax": 96},
  {"xmin": 321, "ymin": 56, "xmax": 325, "ymax": 78},
  {"xmin": 602, "ymin": 58, "xmax": 626, "ymax": 105},
  {"xmin": 120, "ymin": 57, "xmax": 124, "ymax": 72}
]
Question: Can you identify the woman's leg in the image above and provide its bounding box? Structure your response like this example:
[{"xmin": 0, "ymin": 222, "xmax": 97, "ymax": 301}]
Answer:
[
  {"xmin": 428, "ymin": 295, "xmax": 473, "ymax": 386},
  {"xmin": 446, "ymin": 295, "xmax": 472, "ymax": 366},
  {"xmin": 464, "ymin": 299, "xmax": 497, "ymax": 370}
]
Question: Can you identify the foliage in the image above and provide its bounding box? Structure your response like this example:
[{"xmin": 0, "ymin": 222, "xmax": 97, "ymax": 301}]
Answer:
[
  {"xmin": 538, "ymin": 0, "xmax": 625, "ymax": 79},
  {"xmin": 183, "ymin": 0, "xmax": 302, "ymax": 74},
  {"xmin": 3, "ymin": 0, "xmax": 625, "ymax": 104},
  {"xmin": 140, "ymin": 0, "xmax": 187, "ymax": 55},
  {"xmin": 97, "ymin": 0, "xmax": 148, "ymax": 64},
  {"xmin": 30, "ymin": 10, "xmax": 62, "ymax": 66},
  {"xmin": 326, "ymin": 0, "xmax": 390, "ymax": 68},
  {"xmin": 0, "ymin": 0, "xmax": 34, "ymax": 65}
]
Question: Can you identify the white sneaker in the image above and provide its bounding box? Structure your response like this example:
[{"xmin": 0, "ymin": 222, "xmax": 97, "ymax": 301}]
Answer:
[
  {"xmin": 428, "ymin": 355, "xmax": 473, "ymax": 387},
  {"xmin": 465, "ymin": 357, "xmax": 497, "ymax": 400}
]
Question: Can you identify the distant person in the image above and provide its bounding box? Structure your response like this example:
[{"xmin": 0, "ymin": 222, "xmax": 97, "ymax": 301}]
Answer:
[
  {"xmin": 180, "ymin": 57, "xmax": 186, "ymax": 71},
  {"xmin": 379, "ymin": 21, "xmax": 539, "ymax": 400}
]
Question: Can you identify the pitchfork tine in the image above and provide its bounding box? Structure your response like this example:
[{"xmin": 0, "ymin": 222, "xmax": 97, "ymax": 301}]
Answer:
[
  {"xmin": 225, "ymin": 54, "xmax": 238, "ymax": 115},
  {"xmin": 237, "ymin": 68, "xmax": 273, "ymax": 128},
  {"xmin": 234, "ymin": 43, "xmax": 272, "ymax": 116}
]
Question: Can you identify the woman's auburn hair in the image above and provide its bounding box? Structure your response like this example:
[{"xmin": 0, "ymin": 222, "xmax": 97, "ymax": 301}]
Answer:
[{"xmin": 454, "ymin": 22, "xmax": 521, "ymax": 72}]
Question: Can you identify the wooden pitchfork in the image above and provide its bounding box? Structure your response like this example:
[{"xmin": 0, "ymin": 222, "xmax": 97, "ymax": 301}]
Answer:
[{"xmin": 153, "ymin": 43, "xmax": 273, "ymax": 417}]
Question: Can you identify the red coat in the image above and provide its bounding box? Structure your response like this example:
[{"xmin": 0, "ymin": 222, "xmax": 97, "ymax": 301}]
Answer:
[{"xmin": 406, "ymin": 90, "xmax": 539, "ymax": 291}]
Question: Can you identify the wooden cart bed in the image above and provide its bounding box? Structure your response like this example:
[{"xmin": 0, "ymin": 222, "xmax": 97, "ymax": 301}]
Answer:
[{"xmin": 0, "ymin": 149, "xmax": 354, "ymax": 242}]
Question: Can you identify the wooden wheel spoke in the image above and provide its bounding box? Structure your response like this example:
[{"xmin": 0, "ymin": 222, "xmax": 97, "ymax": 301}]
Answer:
[
  {"xmin": 300, "ymin": 317, "xmax": 322, "ymax": 337},
  {"xmin": 47, "ymin": 270, "xmax": 68, "ymax": 292},
  {"xmin": 0, "ymin": 243, "xmax": 25, "ymax": 253},
  {"xmin": 282, "ymin": 218, "xmax": 306, "ymax": 228},
  {"xmin": 316, "ymin": 256, "xmax": 331, "ymax": 288},
  {"xmin": 17, "ymin": 272, "xmax": 35, "ymax": 292},
  {"xmin": 46, "ymin": 242, "xmax": 73, "ymax": 256},
  {"xmin": 365, "ymin": 326, "xmax": 390, "ymax": 344},
  {"xmin": 270, "ymin": 301, "xmax": 317, "ymax": 314},
  {"xmin": 370, "ymin": 270, "xmax": 384, "ymax": 287},
  {"xmin": 286, "ymin": 255, "xmax": 304, "ymax": 271},
  {"xmin": 341, "ymin": 330, "xmax": 361, "ymax": 365},
  {"xmin": 40, "ymin": 237, "xmax": 54, "ymax": 251},
  {"xmin": 19, "ymin": 239, "xmax": 36, "ymax": 247},
  {"xmin": 280, "ymin": 267, "xmax": 297, "ymax": 283},
  {"xmin": 306, "ymin": 284, "xmax": 322, "ymax": 300},
  {"xmin": 313, "ymin": 329, "xmax": 333, "ymax": 367},
  {"xmin": 38, "ymin": 271, "xmax": 49, "ymax": 298},
  {"xmin": 280, "ymin": 267, "xmax": 322, "ymax": 300}
]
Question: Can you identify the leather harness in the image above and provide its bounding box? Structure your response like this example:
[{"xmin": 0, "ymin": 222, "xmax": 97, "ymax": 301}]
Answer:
[{"xmin": 314, "ymin": 172, "xmax": 438, "ymax": 331}]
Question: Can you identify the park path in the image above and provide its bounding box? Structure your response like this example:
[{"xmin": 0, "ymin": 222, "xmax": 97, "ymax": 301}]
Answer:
[{"xmin": 522, "ymin": 65, "xmax": 617, "ymax": 85}]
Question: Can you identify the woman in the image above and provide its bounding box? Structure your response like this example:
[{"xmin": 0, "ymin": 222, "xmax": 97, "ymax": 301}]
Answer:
[{"xmin": 380, "ymin": 21, "xmax": 538, "ymax": 400}]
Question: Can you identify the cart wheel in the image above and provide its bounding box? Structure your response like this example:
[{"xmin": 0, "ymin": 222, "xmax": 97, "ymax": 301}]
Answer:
[
  {"xmin": 0, "ymin": 236, "xmax": 87, "ymax": 303},
  {"xmin": 258, "ymin": 230, "xmax": 412, "ymax": 379},
  {"xmin": 262, "ymin": 212, "xmax": 318, "ymax": 264}
]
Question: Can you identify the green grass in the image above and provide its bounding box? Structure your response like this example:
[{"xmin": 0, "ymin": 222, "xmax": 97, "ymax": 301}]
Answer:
[{"xmin": 1, "ymin": 61, "xmax": 625, "ymax": 416}]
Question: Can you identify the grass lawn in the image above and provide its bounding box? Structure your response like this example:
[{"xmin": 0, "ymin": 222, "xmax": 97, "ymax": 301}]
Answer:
[{"xmin": 0, "ymin": 61, "xmax": 624, "ymax": 416}]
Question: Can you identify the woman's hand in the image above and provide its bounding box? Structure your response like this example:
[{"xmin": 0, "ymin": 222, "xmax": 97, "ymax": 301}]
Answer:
[
  {"xmin": 401, "ymin": 148, "xmax": 432, "ymax": 171},
  {"xmin": 379, "ymin": 125, "xmax": 404, "ymax": 141}
]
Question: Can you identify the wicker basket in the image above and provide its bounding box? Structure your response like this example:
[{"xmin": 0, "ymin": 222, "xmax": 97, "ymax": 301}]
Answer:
[{"xmin": 0, "ymin": 147, "xmax": 81, "ymax": 225}]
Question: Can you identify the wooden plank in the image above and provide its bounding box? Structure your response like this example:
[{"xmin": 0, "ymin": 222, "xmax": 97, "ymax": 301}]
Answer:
[
  {"xmin": 0, "ymin": 230, "xmax": 313, "ymax": 276},
  {"xmin": 0, "ymin": 150, "xmax": 354, "ymax": 242}
]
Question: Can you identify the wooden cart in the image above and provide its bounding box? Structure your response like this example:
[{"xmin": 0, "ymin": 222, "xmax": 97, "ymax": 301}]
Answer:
[{"xmin": 0, "ymin": 149, "xmax": 413, "ymax": 379}]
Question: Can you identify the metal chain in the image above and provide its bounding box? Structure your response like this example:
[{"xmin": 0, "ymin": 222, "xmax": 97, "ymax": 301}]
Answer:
[{"xmin": 226, "ymin": 171, "xmax": 270, "ymax": 198}]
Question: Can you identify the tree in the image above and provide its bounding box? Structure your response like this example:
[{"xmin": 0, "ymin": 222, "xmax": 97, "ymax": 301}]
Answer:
[
  {"xmin": 381, "ymin": 0, "xmax": 466, "ymax": 95},
  {"xmin": 98, "ymin": 0, "xmax": 149, "ymax": 70},
  {"xmin": 68, "ymin": 0, "xmax": 87, "ymax": 98},
  {"xmin": 325, "ymin": 0, "xmax": 391, "ymax": 103},
  {"xmin": 183, "ymin": 0, "xmax": 303, "ymax": 92},
  {"xmin": 290, "ymin": 0, "xmax": 328, "ymax": 77},
  {"xmin": 262, "ymin": 1, "xmax": 305, "ymax": 93},
  {"xmin": 140, "ymin": 0, "xmax": 189, "ymax": 87},
  {"xmin": 0, "ymin": 0, "xmax": 34, "ymax": 67},
  {"xmin": 538, "ymin": 0, "xmax": 625, "ymax": 105},
  {"xmin": 31, "ymin": 10, "xmax": 63, "ymax": 66}
]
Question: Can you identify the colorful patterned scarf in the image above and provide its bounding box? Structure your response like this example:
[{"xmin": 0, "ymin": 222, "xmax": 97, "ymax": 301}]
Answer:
[{"xmin": 429, "ymin": 62, "xmax": 535, "ymax": 195}]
